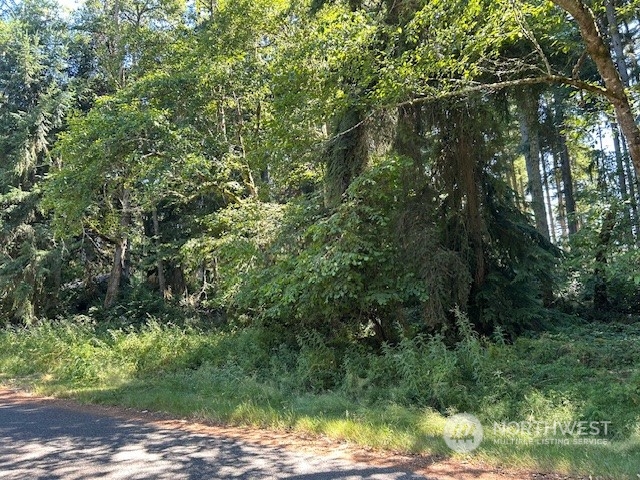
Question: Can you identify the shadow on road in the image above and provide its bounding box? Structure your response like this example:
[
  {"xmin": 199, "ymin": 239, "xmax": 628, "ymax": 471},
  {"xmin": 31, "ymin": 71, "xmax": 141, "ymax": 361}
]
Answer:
[{"xmin": 0, "ymin": 397, "xmax": 432, "ymax": 479}]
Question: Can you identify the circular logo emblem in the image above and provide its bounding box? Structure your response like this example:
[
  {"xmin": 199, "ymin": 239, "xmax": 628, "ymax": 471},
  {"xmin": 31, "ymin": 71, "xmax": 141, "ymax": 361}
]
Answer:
[{"xmin": 443, "ymin": 413, "xmax": 483, "ymax": 453}]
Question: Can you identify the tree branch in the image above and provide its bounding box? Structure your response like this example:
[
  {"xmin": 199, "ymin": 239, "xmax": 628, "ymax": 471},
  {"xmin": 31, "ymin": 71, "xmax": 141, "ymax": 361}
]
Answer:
[
  {"xmin": 83, "ymin": 227, "xmax": 116, "ymax": 246},
  {"xmin": 395, "ymin": 75, "xmax": 612, "ymax": 108}
]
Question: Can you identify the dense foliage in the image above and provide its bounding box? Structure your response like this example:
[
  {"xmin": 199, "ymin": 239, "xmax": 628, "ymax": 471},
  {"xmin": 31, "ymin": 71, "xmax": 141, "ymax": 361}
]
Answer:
[{"xmin": 1, "ymin": 0, "xmax": 639, "ymax": 340}]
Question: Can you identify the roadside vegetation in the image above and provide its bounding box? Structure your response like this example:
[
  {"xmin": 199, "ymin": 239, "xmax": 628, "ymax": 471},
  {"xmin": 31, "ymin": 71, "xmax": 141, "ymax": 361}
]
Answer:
[{"xmin": 1, "ymin": 312, "xmax": 639, "ymax": 478}]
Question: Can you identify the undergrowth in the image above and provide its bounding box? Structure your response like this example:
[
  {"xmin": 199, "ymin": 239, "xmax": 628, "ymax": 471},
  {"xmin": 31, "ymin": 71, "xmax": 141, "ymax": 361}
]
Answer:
[{"xmin": 0, "ymin": 314, "xmax": 639, "ymax": 479}]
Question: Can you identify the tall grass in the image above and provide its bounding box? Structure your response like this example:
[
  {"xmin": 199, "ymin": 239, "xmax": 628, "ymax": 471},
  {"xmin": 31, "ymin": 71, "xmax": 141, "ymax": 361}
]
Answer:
[{"xmin": 0, "ymin": 314, "xmax": 639, "ymax": 478}]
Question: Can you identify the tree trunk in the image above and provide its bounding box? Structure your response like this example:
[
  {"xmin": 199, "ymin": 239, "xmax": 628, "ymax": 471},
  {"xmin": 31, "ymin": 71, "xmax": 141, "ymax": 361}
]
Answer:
[
  {"xmin": 611, "ymin": 122, "xmax": 632, "ymax": 239},
  {"xmin": 152, "ymin": 207, "xmax": 166, "ymax": 298},
  {"xmin": 597, "ymin": 125, "xmax": 610, "ymax": 192},
  {"xmin": 593, "ymin": 208, "xmax": 617, "ymax": 311},
  {"xmin": 393, "ymin": 105, "xmax": 422, "ymax": 164},
  {"xmin": 450, "ymin": 107, "xmax": 487, "ymax": 288},
  {"xmin": 542, "ymin": 153, "xmax": 556, "ymax": 243},
  {"xmin": 508, "ymin": 159, "xmax": 519, "ymax": 208},
  {"xmin": 517, "ymin": 89, "xmax": 550, "ymax": 240},
  {"xmin": 553, "ymin": 91, "xmax": 578, "ymax": 235},
  {"xmin": 103, "ymin": 190, "xmax": 130, "ymax": 309},
  {"xmin": 621, "ymin": 135, "xmax": 640, "ymax": 238},
  {"xmin": 559, "ymin": 135, "xmax": 578, "ymax": 235},
  {"xmin": 622, "ymin": 20, "xmax": 639, "ymax": 84},
  {"xmin": 551, "ymin": 0, "xmax": 640, "ymax": 178},
  {"xmin": 462, "ymin": 156, "xmax": 486, "ymax": 288},
  {"xmin": 552, "ymin": 149, "xmax": 568, "ymax": 238},
  {"xmin": 605, "ymin": 0, "xmax": 630, "ymax": 86},
  {"xmin": 104, "ymin": 237, "xmax": 127, "ymax": 308},
  {"xmin": 234, "ymin": 93, "xmax": 257, "ymax": 197},
  {"xmin": 324, "ymin": 107, "xmax": 368, "ymax": 208}
]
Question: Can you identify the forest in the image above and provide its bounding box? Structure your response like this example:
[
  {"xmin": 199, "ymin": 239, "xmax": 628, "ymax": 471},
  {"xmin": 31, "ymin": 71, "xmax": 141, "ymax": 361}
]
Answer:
[{"xmin": 1, "ymin": 0, "xmax": 640, "ymax": 477}]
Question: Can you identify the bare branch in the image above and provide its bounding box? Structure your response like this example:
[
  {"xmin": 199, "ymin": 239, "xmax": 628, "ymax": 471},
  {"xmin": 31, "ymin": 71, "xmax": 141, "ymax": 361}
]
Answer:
[
  {"xmin": 395, "ymin": 75, "xmax": 612, "ymax": 109},
  {"xmin": 510, "ymin": 0, "xmax": 553, "ymax": 75},
  {"xmin": 572, "ymin": 51, "xmax": 588, "ymax": 79}
]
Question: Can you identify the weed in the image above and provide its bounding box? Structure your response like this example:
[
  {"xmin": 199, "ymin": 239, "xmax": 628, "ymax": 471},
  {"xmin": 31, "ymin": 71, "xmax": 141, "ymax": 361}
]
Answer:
[{"xmin": 0, "ymin": 317, "xmax": 639, "ymax": 478}]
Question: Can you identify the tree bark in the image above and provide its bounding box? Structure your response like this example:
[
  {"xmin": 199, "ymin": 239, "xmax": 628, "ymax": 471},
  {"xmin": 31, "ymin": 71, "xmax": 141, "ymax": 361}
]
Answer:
[
  {"xmin": 104, "ymin": 189, "xmax": 130, "ymax": 309},
  {"xmin": 508, "ymin": 158, "xmax": 523, "ymax": 209},
  {"xmin": 553, "ymin": 91, "xmax": 578, "ymax": 235},
  {"xmin": 621, "ymin": 135, "xmax": 640, "ymax": 238},
  {"xmin": 550, "ymin": 0, "xmax": 640, "ymax": 178},
  {"xmin": 234, "ymin": 94, "xmax": 257, "ymax": 197},
  {"xmin": 611, "ymin": 122, "xmax": 632, "ymax": 238},
  {"xmin": 456, "ymin": 114, "xmax": 486, "ymax": 288},
  {"xmin": 152, "ymin": 207, "xmax": 166, "ymax": 298},
  {"xmin": 605, "ymin": 0, "xmax": 630, "ymax": 86},
  {"xmin": 104, "ymin": 237, "xmax": 127, "ymax": 309},
  {"xmin": 325, "ymin": 107, "xmax": 368, "ymax": 208},
  {"xmin": 516, "ymin": 89, "xmax": 550, "ymax": 240},
  {"xmin": 559, "ymin": 135, "xmax": 578, "ymax": 235},
  {"xmin": 593, "ymin": 208, "xmax": 617, "ymax": 311},
  {"xmin": 464, "ymin": 154, "xmax": 486, "ymax": 288},
  {"xmin": 552, "ymin": 149, "xmax": 568, "ymax": 238},
  {"xmin": 542, "ymin": 153, "xmax": 556, "ymax": 243}
]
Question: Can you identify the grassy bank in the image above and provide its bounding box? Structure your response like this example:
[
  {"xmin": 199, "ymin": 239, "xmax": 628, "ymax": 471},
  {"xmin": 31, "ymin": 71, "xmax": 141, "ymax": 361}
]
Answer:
[{"xmin": 0, "ymin": 315, "xmax": 638, "ymax": 478}]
